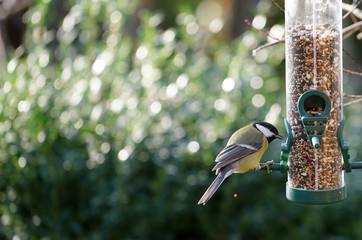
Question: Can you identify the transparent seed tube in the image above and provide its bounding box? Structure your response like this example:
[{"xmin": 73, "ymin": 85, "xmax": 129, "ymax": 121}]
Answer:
[{"xmin": 285, "ymin": 0, "xmax": 343, "ymax": 190}]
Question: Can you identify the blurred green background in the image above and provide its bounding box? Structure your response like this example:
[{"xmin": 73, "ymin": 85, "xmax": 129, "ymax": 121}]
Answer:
[{"xmin": 1, "ymin": 0, "xmax": 362, "ymax": 239}]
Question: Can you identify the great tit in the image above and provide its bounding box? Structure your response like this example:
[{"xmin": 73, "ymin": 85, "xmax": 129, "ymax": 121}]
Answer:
[{"xmin": 198, "ymin": 122, "xmax": 283, "ymax": 205}]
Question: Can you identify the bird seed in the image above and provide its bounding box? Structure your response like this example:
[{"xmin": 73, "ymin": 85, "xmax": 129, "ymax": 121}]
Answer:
[{"xmin": 286, "ymin": 24, "xmax": 343, "ymax": 190}]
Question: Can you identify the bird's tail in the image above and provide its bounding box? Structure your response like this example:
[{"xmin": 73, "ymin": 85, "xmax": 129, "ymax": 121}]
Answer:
[{"xmin": 198, "ymin": 168, "xmax": 233, "ymax": 205}]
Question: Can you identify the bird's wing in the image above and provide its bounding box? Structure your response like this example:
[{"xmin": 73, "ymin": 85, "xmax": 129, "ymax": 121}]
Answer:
[{"xmin": 212, "ymin": 141, "xmax": 263, "ymax": 172}]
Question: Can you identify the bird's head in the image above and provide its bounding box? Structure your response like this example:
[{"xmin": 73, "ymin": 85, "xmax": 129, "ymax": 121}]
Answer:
[{"xmin": 253, "ymin": 122, "xmax": 283, "ymax": 143}]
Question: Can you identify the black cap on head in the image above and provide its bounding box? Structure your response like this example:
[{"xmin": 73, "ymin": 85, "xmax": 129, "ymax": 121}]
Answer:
[{"xmin": 253, "ymin": 122, "xmax": 283, "ymax": 143}]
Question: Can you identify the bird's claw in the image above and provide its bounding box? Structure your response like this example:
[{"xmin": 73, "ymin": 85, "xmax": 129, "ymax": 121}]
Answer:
[{"xmin": 260, "ymin": 160, "xmax": 274, "ymax": 174}]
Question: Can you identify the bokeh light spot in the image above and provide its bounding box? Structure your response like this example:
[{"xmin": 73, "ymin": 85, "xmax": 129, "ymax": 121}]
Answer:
[
  {"xmin": 265, "ymin": 103, "xmax": 282, "ymax": 124},
  {"xmin": 252, "ymin": 14, "xmax": 266, "ymax": 29},
  {"xmin": 186, "ymin": 22, "xmax": 199, "ymax": 35},
  {"xmin": 31, "ymin": 11, "xmax": 42, "ymax": 24},
  {"xmin": 196, "ymin": 1, "xmax": 222, "ymax": 28},
  {"xmin": 176, "ymin": 74, "xmax": 189, "ymax": 89},
  {"xmin": 187, "ymin": 141, "xmax": 200, "ymax": 154},
  {"xmin": 252, "ymin": 94, "xmax": 265, "ymax": 108},
  {"xmin": 18, "ymin": 157, "xmax": 27, "ymax": 168},
  {"xmin": 92, "ymin": 59, "xmax": 106, "ymax": 75},
  {"xmin": 268, "ymin": 24, "xmax": 284, "ymax": 42},
  {"xmin": 18, "ymin": 100, "xmax": 31, "ymax": 112},
  {"xmin": 118, "ymin": 149, "xmax": 129, "ymax": 161},
  {"xmin": 110, "ymin": 10, "xmax": 122, "ymax": 23},
  {"xmin": 109, "ymin": 98, "xmax": 123, "ymax": 113},
  {"xmin": 101, "ymin": 142, "xmax": 111, "ymax": 154},
  {"xmin": 162, "ymin": 29, "xmax": 176, "ymax": 43},
  {"xmin": 37, "ymin": 131, "xmax": 46, "ymax": 143},
  {"xmin": 136, "ymin": 45, "xmax": 149, "ymax": 60},
  {"xmin": 250, "ymin": 76, "xmax": 263, "ymax": 89},
  {"xmin": 39, "ymin": 51, "xmax": 50, "ymax": 68},
  {"xmin": 7, "ymin": 59, "xmax": 17, "ymax": 73},
  {"xmin": 149, "ymin": 101, "xmax": 162, "ymax": 115},
  {"xmin": 90, "ymin": 77, "xmax": 102, "ymax": 94},
  {"xmin": 95, "ymin": 124, "xmax": 105, "ymax": 135},
  {"xmin": 254, "ymin": 49, "xmax": 268, "ymax": 63},
  {"xmin": 166, "ymin": 83, "xmax": 178, "ymax": 98},
  {"xmin": 209, "ymin": 18, "xmax": 223, "ymax": 33},
  {"xmin": 222, "ymin": 77, "xmax": 235, "ymax": 92},
  {"xmin": 214, "ymin": 98, "xmax": 229, "ymax": 112},
  {"xmin": 32, "ymin": 215, "xmax": 41, "ymax": 227}
]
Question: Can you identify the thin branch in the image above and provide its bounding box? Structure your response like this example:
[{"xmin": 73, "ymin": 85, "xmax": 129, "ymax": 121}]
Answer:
[
  {"xmin": 342, "ymin": 1, "xmax": 361, "ymax": 20},
  {"xmin": 346, "ymin": 0, "xmax": 360, "ymax": 25},
  {"xmin": 343, "ymin": 68, "xmax": 362, "ymax": 77},
  {"xmin": 344, "ymin": 20, "xmax": 362, "ymax": 33},
  {"xmin": 244, "ymin": 19, "xmax": 285, "ymax": 55},
  {"xmin": 342, "ymin": 2, "xmax": 362, "ymax": 19},
  {"xmin": 244, "ymin": 19, "xmax": 283, "ymax": 42},
  {"xmin": 271, "ymin": 0, "xmax": 284, "ymax": 12},
  {"xmin": 343, "ymin": 48, "xmax": 362, "ymax": 72},
  {"xmin": 247, "ymin": 19, "xmax": 362, "ymax": 55},
  {"xmin": 343, "ymin": 21, "xmax": 362, "ymax": 39},
  {"xmin": 344, "ymin": 93, "xmax": 362, "ymax": 99},
  {"xmin": 250, "ymin": 24, "xmax": 362, "ymax": 53},
  {"xmin": 343, "ymin": 93, "xmax": 362, "ymax": 107},
  {"xmin": 344, "ymin": 98, "xmax": 362, "ymax": 107},
  {"xmin": 252, "ymin": 41, "xmax": 281, "ymax": 56}
]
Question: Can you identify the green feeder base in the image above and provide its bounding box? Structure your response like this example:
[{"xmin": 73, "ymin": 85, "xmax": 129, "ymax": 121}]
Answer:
[{"xmin": 286, "ymin": 183, "xmax": 346, "ymax": 205}]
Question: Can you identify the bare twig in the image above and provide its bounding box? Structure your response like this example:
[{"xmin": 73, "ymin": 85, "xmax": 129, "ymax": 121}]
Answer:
[
  {"xmin": 345, "ymin": 0, "xmax": 360, "ymax": 26},
  {"xmin": 250, "ymin": 23, "xmax": 362, "ymax": 53},
  {"xmin": 252, "ymin": 41, "xmax": 281, "ymax": 56},
  {"xmin": 343, "ymin": 93, "xmax": 362, "ymax": 106},
  {"xmin": 342, "ymin": 2, "xmax": 362, "ymax": 19},
  {"xmin": 343, "ymin": 49, "xmax": 362, "ymax": 72},
  {"xmin": 344, "ymin": 93, "xmax": 362, "ymax": 99},
  {"xmin": 244, "ymin": 19, "xmax": 283, "ymax": 42},
  {"xmin": 342, "ymin": 1, "xmax": 361, "ymax": 20},
  {"xmin": 248, "ymin": 22, "xmax": 362, "ymax": 55},
  {"xmin": 271, "ymin": 0, "xmax": 284, "ymax": 12},
  {"xmin": 247, "ymin": 1, "xmax": 362, "ymax": 81},
  {"xmin": 244, "ymin": 19, "xmax": 285, "ymax": 54},
  {"xmin": 344, "ymin": 98, "xmax": 362, "ymax": 107},
  {"xmin": 343, "ymin": 68, "xmax": 362, "ymax": 77},
  {"xmin": 343, "ymin": 21, "xmax": 362, "ymax": 39}
]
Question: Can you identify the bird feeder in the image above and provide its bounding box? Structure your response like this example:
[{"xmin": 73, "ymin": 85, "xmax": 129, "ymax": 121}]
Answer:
[{"xmin": 281, "ymin": 0, "xmax": 350, "ymax": 204}]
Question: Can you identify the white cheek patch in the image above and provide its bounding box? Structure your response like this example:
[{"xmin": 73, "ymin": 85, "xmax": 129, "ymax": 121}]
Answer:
[{"xmin": 255, "ymin": 124, "xmax": 274, "ymax": 137}]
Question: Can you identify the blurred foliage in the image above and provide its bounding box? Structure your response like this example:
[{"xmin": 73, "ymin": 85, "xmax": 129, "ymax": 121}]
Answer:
[{"xmin": 1, "ymin": 0, "xmax": 362, "ymax": 239}]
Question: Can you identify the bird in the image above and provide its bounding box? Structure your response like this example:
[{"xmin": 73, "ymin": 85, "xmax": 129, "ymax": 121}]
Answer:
[{"xmin": 198, "ymin": 122, "xmax": 283, "ymax": 205}]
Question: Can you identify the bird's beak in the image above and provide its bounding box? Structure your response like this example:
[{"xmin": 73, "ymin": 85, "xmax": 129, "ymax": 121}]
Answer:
[{"xmin": 276, "ymin": 134, "xmax": 283, "ymax": 140}]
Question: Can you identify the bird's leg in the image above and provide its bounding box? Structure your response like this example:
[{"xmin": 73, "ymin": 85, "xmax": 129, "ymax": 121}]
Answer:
[{"xmin": 259, "ymin": 160, "xmax": 274, "ymax": 174}]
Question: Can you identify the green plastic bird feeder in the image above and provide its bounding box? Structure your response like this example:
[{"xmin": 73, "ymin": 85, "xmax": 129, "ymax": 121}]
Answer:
[
  {"xmin": 281, "ymin": 0, "xmax": 349, "ymax": 204},
  {"xmin": 257, "ymin": 0, "xmax": 362, "ymax": 204}
]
